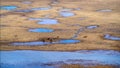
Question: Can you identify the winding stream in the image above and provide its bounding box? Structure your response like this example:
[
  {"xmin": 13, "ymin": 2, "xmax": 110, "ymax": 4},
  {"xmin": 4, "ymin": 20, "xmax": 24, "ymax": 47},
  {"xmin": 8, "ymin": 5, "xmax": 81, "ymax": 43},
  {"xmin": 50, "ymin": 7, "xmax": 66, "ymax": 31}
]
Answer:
[{"xmin": 71, "ymin": 28, "xmax": 84, "ymax": 39}]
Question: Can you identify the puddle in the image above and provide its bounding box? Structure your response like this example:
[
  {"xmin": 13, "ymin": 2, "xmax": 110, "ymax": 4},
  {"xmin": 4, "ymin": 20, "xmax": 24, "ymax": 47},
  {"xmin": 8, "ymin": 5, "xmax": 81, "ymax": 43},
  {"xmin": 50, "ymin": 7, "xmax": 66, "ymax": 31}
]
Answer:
[
  {"xmin": 28, "ymin": 18, "xmax": 59, "ymax": 25},
  {"xmin": 12, "ymin": 39, "xmax": 80, "ymax": 46},
  {"xmin": 59, "ymin": 39, "xmax": 80, "ymax": 44},
  {"xmin": 12, "ymin": 41, "xmax": 51, "ymax": 46},
  {"xmin": 1, "ymin": 50, "xmax": 120, "ymax": 68},
  {"xmin": 14, "ymin": 6, "xmax": 51, "ymax": 13},
  {"xmin": 97, "ymin": 9, "xmax": 112, "ymax": 12},
  {"xmin": 59, "ymin": 11, "xmax": 75, "ymax": 17},
  {"xmin": 0, "ymin": 6, "xmax": 17, "ymax": 11},
  {"xmin": 14, "ymin": 9, "xmax": 33, "ymax": 13},
  {"xmin": 31, "ymin": 6, "xmax": 51, "ymax": 11},
  {"xmin": 86, "ymin": 25, "xmax": 98, "ymax": 29},
  {"xmin": 29, "ymin": 28, "xmax": 54, "ymax": 33},
  {"xmin": 104, "ymin": 34, "xmax": 120, "ymax": 41},
  {"xmin": 38, "ymin": 18, "xmax": 59, "ymax": 25}
]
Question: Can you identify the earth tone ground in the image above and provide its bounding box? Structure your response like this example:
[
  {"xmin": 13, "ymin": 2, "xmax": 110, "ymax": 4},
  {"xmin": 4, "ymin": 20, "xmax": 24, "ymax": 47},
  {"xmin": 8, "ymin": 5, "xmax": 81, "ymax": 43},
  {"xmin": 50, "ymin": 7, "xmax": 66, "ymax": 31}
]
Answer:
[
  {"xmin": 0, "ymin": 0, "xmax": 120, "ymax": 51},
  {"xmin": 60, "ymin": 64, "xmax": 119, "ymax": 68}
]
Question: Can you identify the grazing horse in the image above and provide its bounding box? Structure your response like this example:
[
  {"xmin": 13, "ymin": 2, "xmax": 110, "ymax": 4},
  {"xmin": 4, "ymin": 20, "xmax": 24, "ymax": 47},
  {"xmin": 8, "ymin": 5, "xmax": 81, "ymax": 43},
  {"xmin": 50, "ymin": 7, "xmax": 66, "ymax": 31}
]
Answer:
[{"xmin": 41, "ymin": 36, "xmax": 60, "ymax": 43}]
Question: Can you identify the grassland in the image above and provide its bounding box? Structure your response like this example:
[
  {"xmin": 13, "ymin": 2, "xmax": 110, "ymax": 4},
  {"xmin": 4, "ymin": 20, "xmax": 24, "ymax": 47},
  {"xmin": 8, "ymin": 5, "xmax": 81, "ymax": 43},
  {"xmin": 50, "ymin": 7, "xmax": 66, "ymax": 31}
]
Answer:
[{"xmin": 0, "ymin": 0, "xmax": 120, "ymax": 51}]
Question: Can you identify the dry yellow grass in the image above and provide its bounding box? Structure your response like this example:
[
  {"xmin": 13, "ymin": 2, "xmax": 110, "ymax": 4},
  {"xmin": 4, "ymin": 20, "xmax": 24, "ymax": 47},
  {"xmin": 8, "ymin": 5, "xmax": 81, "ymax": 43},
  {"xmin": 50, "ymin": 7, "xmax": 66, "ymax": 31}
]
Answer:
[{"xmin": 0, "ymin": 0, "xmax": 120, "ymax": 51}]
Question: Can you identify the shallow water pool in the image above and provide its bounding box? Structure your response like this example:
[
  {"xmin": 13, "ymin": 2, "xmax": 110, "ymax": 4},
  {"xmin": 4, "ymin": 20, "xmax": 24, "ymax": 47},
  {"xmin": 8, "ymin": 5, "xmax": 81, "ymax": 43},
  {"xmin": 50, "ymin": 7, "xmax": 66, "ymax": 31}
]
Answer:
[
  {"xmin": 31, "ymin": 6, "xmax": 51, "ymax": 11},
  {"xmin": 14, "ymin": 6, "xmax": 51, "ymax": 13},
  {"xmin": 38, "ymin": 18, "xmax": 59, "ymax": 25},
  {"xmin": 104, "ymin": 34, "xmax": 120, "ymax": 41},
  {"xmin": 59, "ymin": 11, "xmax": 75, "ymax": 17},
  {"xmin": 1, "ymin": 50, "xmax": 120, "ymax": 68},
  {"xmin": 28, "ymin": 18, "xmax": 59, "ymax": 25},
  {"xmin": 15, "ymin": 9, "xmax": 33, "ymax": 13},
  {"xmin": 59, "ymin": 39, "xmax": 80, "ymax": 44},
  {"xmin": 86, "ymin": 25, "xmax": 98, "ymax": 29},
  {"xmin": 0, "ymin": 6, "xmax": 17, "ymax": 11},
  {"xmin": 97, "ymin": 9, "xmax": 112, "ymax": 12},
  {"xmin": 12, "ymin": 41, "xmax": 51, "ymax": 46},
  {"xmin": 12, "ymin": 39, "xmax": 80, "ymax": 46},
  {"xmin": 29, "ymin": 28, "xmax": 54, "ymax": 33}
]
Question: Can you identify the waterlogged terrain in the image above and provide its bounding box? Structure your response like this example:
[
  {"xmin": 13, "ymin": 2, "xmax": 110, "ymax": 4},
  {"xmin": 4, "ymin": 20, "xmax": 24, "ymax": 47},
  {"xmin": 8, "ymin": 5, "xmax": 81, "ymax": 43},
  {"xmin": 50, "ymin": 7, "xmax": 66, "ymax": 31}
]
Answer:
[
  {"xmin": 31, "ymin": 6, "xmax": 51, "ymax": 11},
  {"xmin": 0, "ymin": 0, "xmax": 120, "ymax": 50},
  {"xmin": 38, "ymin": 18, "xmax": 59, "ymax": 25},
  {"xmin": 12, "ymin": 39, "xmax": 80, "ymax": 46},
  {"xmin": 28, "ymin": 18, "xmax": 59, "ymax": 25},
  {"xmin": 97, "ymin": 9, "xmax": 112, "ymax": 12},
  {"xmin": 1, "ymin": 50, "xmax": 120, "ymax": 68},
  {"xmin": 29, "ymin": 28, "xmax": 54, "ymax": 33},
  {"xmin": 1, "ymin": 0, "xmax": 120, "ymax": 50},
  {"xmin": 59, "ymin": 11, "xmax": 75, "ymax": 17},
  {"xmin": 104, "ymin": 34, "xmax": 120, "ymax": 41},
  {"xmin": 86, "ymin": 25, "xmax": 98, "ymax": 29},
  {"xmin": 0, "ymin": 0, "xmax": 120, "ymax": 68},
  {"xmin": 0, "ymin": 6, "xmax": 17, "ymax": 10}
]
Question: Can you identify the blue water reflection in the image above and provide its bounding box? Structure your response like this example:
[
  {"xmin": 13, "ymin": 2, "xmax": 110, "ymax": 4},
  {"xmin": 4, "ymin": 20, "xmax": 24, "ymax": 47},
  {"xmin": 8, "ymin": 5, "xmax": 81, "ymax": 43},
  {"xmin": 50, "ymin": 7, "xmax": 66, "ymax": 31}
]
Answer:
[
  {"xmin": 60, "ymin": 11, "xmax": 75, "ymax": 17},
  {"xmin": 14, "ymin": 6, "xmax": 51, "ymax": 13},
  {"xmin": 104, "ymin": 34, "xmax": 120, "ymax": 41},
  {"xmin": 86, "ymin": 25, "xmax": 98, "ymax": 29},
  {"xmin": 97, "ymin": 9, "xmax": 112, "ymax": 12},
  {"xmin": 29, "ymin": 18, "xmax": 59, "ymax": 25},
  {"xmin": 1, "ymin": 50, "xmax": 120, "ymax": 68},
  {"xmin": 12, "ymin": 39, "xmax": 80, "ymax": 46},
  {"xmin": 12, "ymin": 41, "xmax": 51, "ymax": 46},
  {"xmin": 29, "ymin": 28, "xmax": 54, "ymax": 33},
  {"xmin": 0, "ymin": 6, "xmax": 17, "ymax": 11},
  {"xmin": 59, "ymin": 39, "xmax": 80, "ymax": 44},
  {"xmin": 15, "ymin": 9, "xmax": 33, "ymax": 13},
  {"xmin": 38, "ymin": 18, "xmax": 58, "ymax": 25},
  {"xmin": 31, "ymin": 6, "xmax": 51, "ymax": 11}
]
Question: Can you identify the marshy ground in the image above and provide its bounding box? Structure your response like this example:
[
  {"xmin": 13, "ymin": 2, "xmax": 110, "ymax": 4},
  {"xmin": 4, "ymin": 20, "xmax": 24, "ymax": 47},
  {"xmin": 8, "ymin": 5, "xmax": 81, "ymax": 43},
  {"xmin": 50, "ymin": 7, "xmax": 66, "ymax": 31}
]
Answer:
[
  {"xmin": 0, "ymin": 0, "xmax": 120, "ymax": 68},
  {"xmin": 0, "ymin": 0, "xmax": 120, "ymax": 51}
]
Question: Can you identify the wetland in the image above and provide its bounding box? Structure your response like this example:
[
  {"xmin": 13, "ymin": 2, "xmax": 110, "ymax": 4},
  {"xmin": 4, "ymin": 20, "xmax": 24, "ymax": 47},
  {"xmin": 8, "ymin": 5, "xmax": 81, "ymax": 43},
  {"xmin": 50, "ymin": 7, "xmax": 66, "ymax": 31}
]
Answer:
[{"xmin": 0, "ymin": 0, "xmax": 120, "ymax": 68}]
